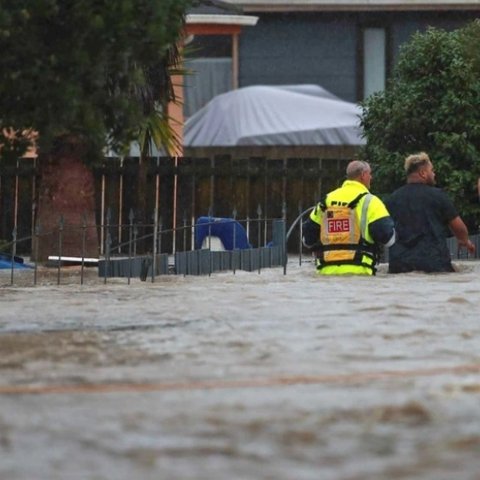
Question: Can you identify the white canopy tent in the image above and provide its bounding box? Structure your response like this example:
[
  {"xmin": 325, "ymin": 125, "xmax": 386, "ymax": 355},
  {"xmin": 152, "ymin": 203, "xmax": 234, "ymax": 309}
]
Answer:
[{"xmin": 184, "ymin": 84, "xmax": 366, "ymax": 147}]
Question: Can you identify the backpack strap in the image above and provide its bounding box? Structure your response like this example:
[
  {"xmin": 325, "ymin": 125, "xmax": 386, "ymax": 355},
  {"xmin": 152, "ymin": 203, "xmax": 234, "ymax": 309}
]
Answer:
[
  {"xmin": 347, "ymin": 191, "xmax": 369, "ymax": 209},
  {"xmin": 320, "ymin": 191, "xmax": 368, "ymax": 212}
]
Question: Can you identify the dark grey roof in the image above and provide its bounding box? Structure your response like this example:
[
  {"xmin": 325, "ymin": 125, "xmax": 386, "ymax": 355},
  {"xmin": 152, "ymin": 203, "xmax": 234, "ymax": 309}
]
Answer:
[{"xmin": 188, "ymin": 0, "xmax": 243, "ymax": 15}]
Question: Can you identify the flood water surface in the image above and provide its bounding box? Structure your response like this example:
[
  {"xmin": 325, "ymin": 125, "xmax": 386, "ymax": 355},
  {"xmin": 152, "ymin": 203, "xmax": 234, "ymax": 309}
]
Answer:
[{"xmin": 0, "ymin": 260, "xmax": 479, "ymax": 479}]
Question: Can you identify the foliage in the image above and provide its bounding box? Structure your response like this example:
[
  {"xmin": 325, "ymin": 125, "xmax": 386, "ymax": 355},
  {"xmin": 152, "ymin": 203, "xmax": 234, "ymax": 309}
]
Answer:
[
  {"xmin": 0, "ymin": 0, "xmax": 192, "ymax": 162},
  {"xmin": 360, "ymin": 21, "xmax": 480, "ymax": 230},
  {"xmin": 137, "ymin": 42, "xmax": 187, "ymax": 157}
]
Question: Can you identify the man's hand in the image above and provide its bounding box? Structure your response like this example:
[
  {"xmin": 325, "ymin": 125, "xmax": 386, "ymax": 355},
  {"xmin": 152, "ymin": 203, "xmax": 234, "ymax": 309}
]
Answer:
[
  {"xmin": 449, "ymin": 217, "xmax": 475, "ymax": 254},
  {"xmin": 459, "ymin": 238, "xmax": 475, "ymax": 254}
]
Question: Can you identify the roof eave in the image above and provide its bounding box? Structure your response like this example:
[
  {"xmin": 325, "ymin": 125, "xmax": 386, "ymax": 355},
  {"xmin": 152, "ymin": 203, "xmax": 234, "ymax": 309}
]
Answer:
[
  {"xmin": 186, "ymin": 14, "xmax": 259, "ymax": 26},
  {"xmin": 221, "ymin": 1, "xmax": 480, "ymax": 13}
]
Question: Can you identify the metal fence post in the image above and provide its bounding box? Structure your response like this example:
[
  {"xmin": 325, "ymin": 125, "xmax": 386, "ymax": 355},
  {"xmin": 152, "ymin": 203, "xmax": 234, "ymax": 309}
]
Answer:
[
  {"xmin": 133, "ymin": 224, "xmax": 138, "ymax": 258},
  {"xmin": 128, "ymin": 209, "xmax": 134, "ymax": 285},
  {"xmin": 10, "ymin": 227, "xmax": 17, "ymax": 286},
  {"xmin": 57, "ymin": 215, "xmax": 64, "ymax": 285},
  {"xmin": 81, "ymin": 213, "xmax": 87, "ymax": 285},
  {"xmin": 34, "ymin": 223, "xmax": 40, "ymax": 286},
  {"xmin": 233, "ymin": 208, "xmax": 238, "ymax": 275},
  {"xmin": 208, "ymin": 206, "xmax": 213, "ymax": 276},
  {"xmin": 232, "ymin": 207, "xmax": 237, "ymax": 251},
  {"xmin": 104, "ymin": 208, "xmax": 111, "ymax": 284},
  {"xmin": 298, "ymin": 202, "xmax": 303, "ymax": 266},
  {"xmin": 182, "ymin": 211, "xmax": 187, "ymax": 253},
  {"xmin": 157, "ymin": 216, "xmax": 163, "ymax": 276},
  {"xmin": 257, "ymin": 204, "xmax": 262, "ymax": 248},
  {"xmin": 152, "ymin": 209, "xmax": 158, "ymax": 283}
]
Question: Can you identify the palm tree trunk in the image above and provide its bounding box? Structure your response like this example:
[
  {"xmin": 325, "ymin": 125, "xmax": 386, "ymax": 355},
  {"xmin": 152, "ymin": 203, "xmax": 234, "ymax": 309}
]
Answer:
[{"xmin": 33, "ymin": 136, "xmax": 99, "ymax": 262}]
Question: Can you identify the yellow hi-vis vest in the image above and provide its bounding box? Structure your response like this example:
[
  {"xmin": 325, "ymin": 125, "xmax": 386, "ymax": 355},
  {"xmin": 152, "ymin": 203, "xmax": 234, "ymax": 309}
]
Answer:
[{"xmin": 317, "ymin": 192, "xmax": 377, "ymax": 274}]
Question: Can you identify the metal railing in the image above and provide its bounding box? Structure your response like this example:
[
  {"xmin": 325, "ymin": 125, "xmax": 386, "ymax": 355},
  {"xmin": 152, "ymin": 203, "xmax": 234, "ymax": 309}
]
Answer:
[
  {"xmin": 0, "ymin": 213, "xmax": 287, "ymax": 286},
  {"xmin": 3, "ymin": 203, "xmax": 478, "ymax": 286}
]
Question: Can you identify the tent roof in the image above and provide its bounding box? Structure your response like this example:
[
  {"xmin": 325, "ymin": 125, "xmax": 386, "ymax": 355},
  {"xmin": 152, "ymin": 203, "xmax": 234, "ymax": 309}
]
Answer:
[
  {"xmin": 184, "ymin": 85, "xmax": 366, "ymax": 147},
  {"xmin": 188, "ymin": 0, "xmax": 243, "ymax": 15}
]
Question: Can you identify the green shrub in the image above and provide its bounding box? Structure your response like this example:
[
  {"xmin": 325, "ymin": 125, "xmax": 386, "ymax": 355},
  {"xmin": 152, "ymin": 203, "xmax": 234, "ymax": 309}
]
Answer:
[{"xmin": 361, "ymin": 21, "xmax": 480, "ymax": 230}]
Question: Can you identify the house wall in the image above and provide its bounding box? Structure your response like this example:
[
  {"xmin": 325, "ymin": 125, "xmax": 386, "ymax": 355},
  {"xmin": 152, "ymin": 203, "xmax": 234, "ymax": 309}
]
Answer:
[
  {"xmin": 239, "ymin": 13, "xmax": 358, "ymax": 101},
  {"xmin": 239, "ymin": 10, "xmax": 480, "ymax": 102}
]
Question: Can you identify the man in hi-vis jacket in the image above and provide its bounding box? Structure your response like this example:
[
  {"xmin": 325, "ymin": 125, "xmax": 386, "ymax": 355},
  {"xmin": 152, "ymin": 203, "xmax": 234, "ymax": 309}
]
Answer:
[{"xmin": 303, "ymin": 160, "xmax": 395, "ymax": 275}]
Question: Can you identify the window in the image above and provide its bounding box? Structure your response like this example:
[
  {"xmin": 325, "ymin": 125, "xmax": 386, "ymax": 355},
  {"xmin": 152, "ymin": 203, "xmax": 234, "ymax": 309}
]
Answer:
[
  {"xmin": 362, "ymin": 27, "xmax": 386, "ymax": 98},
  {"xmin": 184, "ymin": 35, "xmax": 233, "ymax": 118}
]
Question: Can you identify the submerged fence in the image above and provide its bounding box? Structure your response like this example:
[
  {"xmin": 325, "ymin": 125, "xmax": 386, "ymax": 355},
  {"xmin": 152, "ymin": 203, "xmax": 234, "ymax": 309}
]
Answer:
[
  {"xmin": 98, "ymin": 216, "xmax": 287, "ymax": 280},
  {"xmin": 2, "ymin": 204, "xmax": 480, "ymax": 287},
  {"xmin": 1, "ymin": 213, "xmax": 287, "ymax": 286}
]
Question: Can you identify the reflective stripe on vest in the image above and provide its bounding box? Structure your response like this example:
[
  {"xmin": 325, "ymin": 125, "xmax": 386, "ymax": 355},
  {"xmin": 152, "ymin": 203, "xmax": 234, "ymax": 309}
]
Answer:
[{"xmin": 360, "ymin": 194, "xmax": 373, "ymax": 240}]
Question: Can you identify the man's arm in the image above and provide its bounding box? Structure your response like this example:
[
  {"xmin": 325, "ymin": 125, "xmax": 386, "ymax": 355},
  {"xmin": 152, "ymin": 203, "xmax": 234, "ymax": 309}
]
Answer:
[
  {"xmin": 367, "ymin": 196, "xmax": 396, "ymax": 247},
  {"xmin": 302, "ymin": 218, "xmax": 320, "ymax": 248},
  {"xmin": 449, "ymin": 216, "xmax": 475, "ymax": 253},
  {"xmin": 369, "ymin": 216, "xmax": 396, "ymax": 247},
  {"xmin": 302, "ymin": 204, "xmax": 322, "ymax": 249}
]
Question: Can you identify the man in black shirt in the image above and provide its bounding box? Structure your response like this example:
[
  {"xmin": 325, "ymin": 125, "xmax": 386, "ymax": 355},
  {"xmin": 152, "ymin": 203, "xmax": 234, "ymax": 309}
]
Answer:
[{"xmin": 386, "ymin": 152, "xmax": 475, "ymax": 273}]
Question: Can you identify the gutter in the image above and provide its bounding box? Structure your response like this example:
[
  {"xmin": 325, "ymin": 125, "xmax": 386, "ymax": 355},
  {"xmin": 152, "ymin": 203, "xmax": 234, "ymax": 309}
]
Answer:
[{"xmin": 186, "ymin": 14, "xmax": 259, "ymax": 25}]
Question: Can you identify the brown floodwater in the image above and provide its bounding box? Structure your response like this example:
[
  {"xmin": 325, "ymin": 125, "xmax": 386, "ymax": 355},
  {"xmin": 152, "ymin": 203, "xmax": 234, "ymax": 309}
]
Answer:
[{"xmin": 0, "ymin": 260, "xmax": 479, "ymax": 479}]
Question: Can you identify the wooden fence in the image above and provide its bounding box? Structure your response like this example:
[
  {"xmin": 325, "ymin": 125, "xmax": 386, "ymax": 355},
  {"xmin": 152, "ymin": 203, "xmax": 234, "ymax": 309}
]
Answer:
[{"xmin": 0, "ymin": 155, "xmax": 351, "ymax": 254}]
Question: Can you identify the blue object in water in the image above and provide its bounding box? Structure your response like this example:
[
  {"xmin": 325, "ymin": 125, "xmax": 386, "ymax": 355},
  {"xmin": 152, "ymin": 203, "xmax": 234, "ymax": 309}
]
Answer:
[
  {"xmin": 194, "ymin": 217, "xmax": 251, "ymax": 250},
  {"xmin": 0, "ymin": 253, "xmax": 31, "ymax": 269}
]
